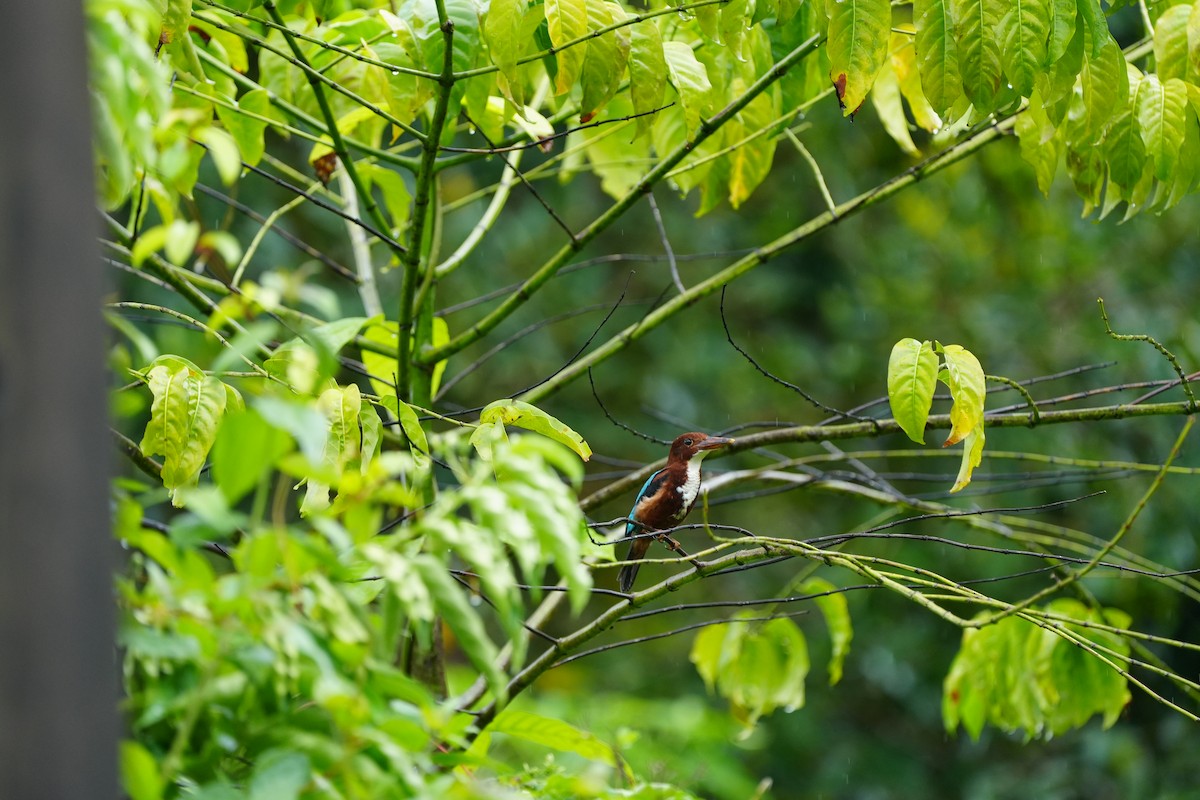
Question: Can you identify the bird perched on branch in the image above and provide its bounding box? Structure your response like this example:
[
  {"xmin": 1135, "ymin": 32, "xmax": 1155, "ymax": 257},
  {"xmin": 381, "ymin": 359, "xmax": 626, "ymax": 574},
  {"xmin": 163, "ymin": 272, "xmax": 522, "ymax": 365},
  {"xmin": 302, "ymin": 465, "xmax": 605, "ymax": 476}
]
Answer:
[{"xmin": 618, "ymin": 432, "xmax": 732, "ymax": 593}]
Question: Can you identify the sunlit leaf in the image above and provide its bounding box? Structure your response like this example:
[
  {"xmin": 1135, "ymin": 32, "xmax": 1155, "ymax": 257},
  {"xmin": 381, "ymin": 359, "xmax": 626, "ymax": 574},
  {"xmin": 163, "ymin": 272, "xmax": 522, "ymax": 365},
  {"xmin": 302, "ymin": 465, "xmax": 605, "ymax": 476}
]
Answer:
[
  {"xmin": 1137, "ymin": 75, "xmax": 1189, "ymax": 182},
  {"xmin": 937, "ymin": 343, "xmax": 985, "ymax": 447},
  {"xmin": 826, "ymin": 0, "xmax": 892, "ymax": 115},
  {"xmin": 120, "ymin": 740, "xmax": 163, "ymax": 800},
  {"xmin": 484, "ymin": 0, "xmax": 525, "ymax": 90},
  {"xmin": 140, "ymin": 356, "xmax": 228, "ymax": 505},
  {"xmin": 629, "ymin": 19, "xmax": 666, "ymax": 139},
  {"xmin": 887, "ymin": 338, "xmax": 939, "ymax": 444},
  {"xmin": 663, "ymin": 41, "xmax": 713, "ymax": 135},
  {"xmin": 950, "ymin": 425, "xmax": 986, "ymax": 492},
  {"xmin": 1153, "ymin": 4, "xmax": 1191, "ymax": 82},
  {"xmin": 872, "ymin": 58, "xmax": 920, "ymax": 156},
  {"xmin": 480, "ymin": 399, "xmax": 592, "ymax": 460},
  {"xmin": 487, "ymin": 709, "xmax": 618, "ymax": 766},
  {"xmin": 580, "ymin": 2, "xmax": 631, "ymax": 122},
  {"xmin": 545, "ymin": 0, "xmax": 589, "ymax": 94}
]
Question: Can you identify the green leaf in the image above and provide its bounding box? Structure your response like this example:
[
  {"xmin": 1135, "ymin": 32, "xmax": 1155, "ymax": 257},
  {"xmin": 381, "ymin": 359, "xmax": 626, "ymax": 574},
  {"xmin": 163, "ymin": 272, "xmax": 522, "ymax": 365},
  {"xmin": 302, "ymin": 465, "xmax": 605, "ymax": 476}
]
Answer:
[
  {"xmin": 308, "ymin": 316, "xmax": 368, "ymax": 356},
  {"xmin": 891, "ymin": 26, "xmax": 942, "ymax": 132},
  {"xmin": 950, "ymin": 425, "xmax": 986, "ymax": 492},
  {"xmin": 215, "ymin": 89, "xmax": 272, "ymax": 168},
  {"xmin": 120, "ymin": 740, "xmax": 163, "ymax": 800},
  {"xmin": 720, "ymin": 0, "xmax": 754, "ymax": 60},
  {"xmin": 264, "ymin": 339, "xmax": 322, "ymax": 395},
  {"xmin": 798, "ymin": 578, "xmax": 854, "ymax": 685},
  {"xmin": 1046, "ymin": 0, "xmax": 1077, "ymax": 63},
  {"xmin": 1190, "ymin": 2, "xmax": 1200, "ymax": 84},
  {"xmin": 1076, "ymin": 0, "xmax": 1109, "ymax": 58},
  {"xmin": 195, "ymin": 126, "xmax": 242, "ymax": 185},
  {"xmin": 953, "ymin": 0, "xmax": 1005, "ymax": 113},
  {"xmin": 886, "ymin": 338, "xmax": 939, "ymax": 444},
  {"xmin": 364, "ymin": 164, "xmax": 412, "ymax": 235},
  {"xmin": 1039, "ymin": 599, "xmax": 1131, "ymax": 733},
  {"xmin": 545, "ymin": 0, "xmax": 589, "ymax": 95},
  {"xmin": 944, "ymin": 602, "xmax": 1132, "ymax": 739},
  {"xmin": 727, "ymin": 48, "xmax": 781, "ymax": 208},
  {"xmin": 487, "ymin": 709, "xmax": 617, "ymax": 766},
  {"xmin": 629, "ymin": 19, "xmax": 666, "ymax": 139},
  {"xmin": 826, "ymin": 0, "xmax": 892, "ymax": 115},
  {"xmin": 1137, "ymin": 75, "xmax": 1189, "ymax": 182},
  {"xmin": 301, "ymin": 383, "xmax": 363, "ymax": 516},
  {"xmin": 1103, "ymin": 109, "xmax": 1146, "ymax": 190},
  {"xmin": 248, "ymin": 750, "xmax": 310, "ymax": 800},
  {"xmin": 663, "ymin": 41, "xmax": 713, "ymax": 135},
  {"xmin": 212, "ymin": 407, "xmax": 294, "ymax": 504},
  {"xmin": 1153, "ymin": 4, "xmax": 1191, "ymax": 81},
  {"xmin": 480, "ymin": 399, "xmax": 592, "ymax": 460},
  {"xmin": 872, "ymin": 56, "xmax": 920, "ymax": 156},
  {"xmin": 692, "ymin": 616, "xmax": 809, "ymax": 732},
  {"xmin": 381, "ymin": 394, "xmax": 430, "ymax": 468},
  {"xmin": 251, "ymin": 396, "xmax": 329, "ymax": 464},
  {"xmin": 580, "ymin": 2, "xmax": 631, "ymax": 122},
  {"xmin": 140, "ymin": 357, "xmax": 228, "ymax": 505},
  {"xmin": 914, "ymin": 0, "xmax": 963, "ymax": 116},
  {"xmin": 997, "ymin": 0, "xmax": 1050, "ymax": 98},
  {"xmin": 1016, "ymin": 86, "xmax": 1063, "ymax": 194},
  {"xmin": 412, "ymin": 556, "xmax": 507, "ymax": 702},
  {"xmin": 163, "ymin": 219, "xmax": 201, "ymax": 267},
  {"xmin": 484, "ymin": 0, "xmax": 525, "ymax": 89},
  {"xmin": 937, "ymin": 343, "xmax": 986, "ymax": 447}
]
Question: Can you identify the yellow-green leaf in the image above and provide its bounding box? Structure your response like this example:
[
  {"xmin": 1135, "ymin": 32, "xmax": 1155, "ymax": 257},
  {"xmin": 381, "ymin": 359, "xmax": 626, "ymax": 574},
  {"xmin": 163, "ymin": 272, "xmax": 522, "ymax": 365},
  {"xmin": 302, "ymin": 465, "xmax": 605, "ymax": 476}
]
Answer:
[
  {"xmin": 486, "ymin": 709, "xmax": 617, "ymax": 766},
  {"xmin": 140, "ymin": 357, "xmax": 228, "ymax": 505},
  {"xmin": 545, "ymin": 0, "xmax": 589, "ymax": 95},
  {"xmin": 887, "ymin": 338, "xmax": 939, "ymax": 444},
  {"xmin": 484, "ymin": 0, "xmax": 525, "ymax": 88},
  {"xmin": 663, "ymin": 41, "xmax": 713, "ymax": 135},
  {"xmin": 301, "ymin": 384, "xmax": 363, "ymax": 515},
  {"xmin": 872, "ymin": 56, "xmax": 920, "ymax": 156},
  {"xmin": 580, "ymin": 2, "xmax": 630, "ymax": 122},
  {"xmin": 891, "ymin": 27, "xmax": 942, "ymax": 133},
  {"xmin": 1153, "ymin": 4, "xmax": 1191, "ymax": 82},
  {"xmin": 799, "ymin": 578, "xmax": 854, "ymax": 686},
  {"xmin": 950, "ymin": 425, "xmax": 986, "ymax": 492},
  {"xmin": 480, "ymin": 399, "xmax": 592, "ymax": 460},
  {"xmin": 826, "ymin": 0, "xmax": 892, "ymax": 116},
  {"xmin": 938, "ymin": 343, "xmax": 985, "ymax": 447},
  {"xmin": 629, "ymin": 19, "xmax": 666, "ymax": 139},
  {"xmin": 1137, "ymin": 75, "xmax": 1189, "ymax": 182}
]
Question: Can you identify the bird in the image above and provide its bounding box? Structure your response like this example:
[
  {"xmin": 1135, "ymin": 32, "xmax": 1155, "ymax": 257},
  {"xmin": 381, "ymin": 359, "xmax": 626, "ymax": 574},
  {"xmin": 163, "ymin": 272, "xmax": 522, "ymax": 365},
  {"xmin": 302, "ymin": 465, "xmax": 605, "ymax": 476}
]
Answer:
[{"xmin": 617, "ymin": 432, "xmax": 732, "ymax": 594}]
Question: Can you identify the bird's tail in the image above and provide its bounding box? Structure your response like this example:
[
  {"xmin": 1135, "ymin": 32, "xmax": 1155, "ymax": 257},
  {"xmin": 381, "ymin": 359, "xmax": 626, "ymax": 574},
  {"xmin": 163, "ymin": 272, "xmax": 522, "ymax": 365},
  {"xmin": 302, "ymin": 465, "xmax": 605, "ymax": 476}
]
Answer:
[{"xmin": 618, "ymin": 536, "xmax": 650, "ymax": 594}]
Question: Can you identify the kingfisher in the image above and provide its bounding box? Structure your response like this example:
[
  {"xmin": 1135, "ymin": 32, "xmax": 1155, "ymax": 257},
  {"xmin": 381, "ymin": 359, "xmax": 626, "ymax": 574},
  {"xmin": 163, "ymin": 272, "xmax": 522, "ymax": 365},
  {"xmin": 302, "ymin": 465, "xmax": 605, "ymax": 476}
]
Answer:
[{"xmin": 617, "ymin": 432, "xmax": 732, "ymax": 593}]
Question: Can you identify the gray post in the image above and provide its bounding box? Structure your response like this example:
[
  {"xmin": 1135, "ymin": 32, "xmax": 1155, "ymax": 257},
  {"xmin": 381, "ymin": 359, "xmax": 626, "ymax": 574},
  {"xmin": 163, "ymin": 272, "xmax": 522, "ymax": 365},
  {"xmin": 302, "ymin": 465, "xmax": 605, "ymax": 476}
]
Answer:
[{"xmin": 0, "ymin": 2, "xmax": 117, "ymax": 798}]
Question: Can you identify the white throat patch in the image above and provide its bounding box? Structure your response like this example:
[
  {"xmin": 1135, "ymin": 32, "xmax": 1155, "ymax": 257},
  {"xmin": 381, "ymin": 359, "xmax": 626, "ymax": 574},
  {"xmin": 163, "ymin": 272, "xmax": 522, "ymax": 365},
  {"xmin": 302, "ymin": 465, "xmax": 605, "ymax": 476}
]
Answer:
[{"xmin": 674, "ymin": 451, "xmax": 709, "ymax": 518}]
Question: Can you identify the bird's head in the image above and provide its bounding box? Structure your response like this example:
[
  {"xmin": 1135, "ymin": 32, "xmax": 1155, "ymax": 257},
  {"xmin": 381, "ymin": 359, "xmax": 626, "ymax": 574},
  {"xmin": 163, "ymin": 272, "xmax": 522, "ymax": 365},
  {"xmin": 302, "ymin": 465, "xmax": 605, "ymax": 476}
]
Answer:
[{"xmin": 668, "ymin": 432, "xmax": 732, "ymax": 464}]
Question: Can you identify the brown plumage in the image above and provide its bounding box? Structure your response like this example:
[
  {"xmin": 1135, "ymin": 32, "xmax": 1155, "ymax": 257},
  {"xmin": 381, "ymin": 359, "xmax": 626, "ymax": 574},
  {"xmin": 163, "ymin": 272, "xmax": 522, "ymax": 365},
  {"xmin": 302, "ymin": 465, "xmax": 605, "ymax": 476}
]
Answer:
[{"xmin": 617, "ymin": 432, "xmax": 731, "ymax": 593}]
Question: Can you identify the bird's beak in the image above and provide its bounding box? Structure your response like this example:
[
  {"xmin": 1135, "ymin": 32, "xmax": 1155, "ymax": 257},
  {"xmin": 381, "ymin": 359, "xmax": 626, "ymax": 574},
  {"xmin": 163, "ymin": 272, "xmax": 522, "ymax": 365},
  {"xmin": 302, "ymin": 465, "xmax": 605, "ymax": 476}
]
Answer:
[{"xmin": 697, "ymin": 435, "xmax": 733, "ymax": 450}]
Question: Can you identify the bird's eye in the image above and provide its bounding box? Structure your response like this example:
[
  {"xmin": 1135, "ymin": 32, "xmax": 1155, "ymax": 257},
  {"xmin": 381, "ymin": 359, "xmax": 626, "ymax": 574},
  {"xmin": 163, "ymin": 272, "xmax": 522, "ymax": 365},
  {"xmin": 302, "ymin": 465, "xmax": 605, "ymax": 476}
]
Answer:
[{"xmin": 684, "ymin": 438, "xmax": 693, "ymax": 446}]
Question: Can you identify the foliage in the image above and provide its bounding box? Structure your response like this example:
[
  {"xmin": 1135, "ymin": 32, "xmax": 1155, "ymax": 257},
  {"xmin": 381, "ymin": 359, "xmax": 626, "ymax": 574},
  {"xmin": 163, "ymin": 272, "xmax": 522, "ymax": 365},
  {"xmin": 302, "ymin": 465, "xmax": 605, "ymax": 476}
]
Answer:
[{"xmin": 89, "ymin": 0, "xmax": 1200, "ymax": 796}]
